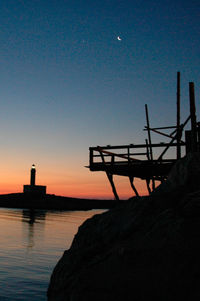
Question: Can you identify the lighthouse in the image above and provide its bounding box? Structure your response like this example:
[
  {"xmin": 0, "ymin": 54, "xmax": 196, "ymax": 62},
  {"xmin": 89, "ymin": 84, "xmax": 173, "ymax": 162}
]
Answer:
[
  {"xmin": 30, "ymin": 164, "xmax": 36, "ymax": 186},
  {"xmin": 23, "ymin": 164, "xmax": 46, "ymax": 196}
]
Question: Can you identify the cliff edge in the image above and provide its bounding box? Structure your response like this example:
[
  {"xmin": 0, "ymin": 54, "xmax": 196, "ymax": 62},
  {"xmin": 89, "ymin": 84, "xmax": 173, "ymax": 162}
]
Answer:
[{"xmin": 47, "ymin": 152, "xmax": 200, "ymax": 301}]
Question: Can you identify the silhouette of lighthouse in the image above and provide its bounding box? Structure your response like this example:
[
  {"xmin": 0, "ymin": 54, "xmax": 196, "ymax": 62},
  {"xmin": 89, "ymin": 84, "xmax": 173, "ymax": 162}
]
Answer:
[
  {"xmin": 31, "ymin": 164, "xmax": 36, "ymax": 186},
  {"xmin": 23, "ymin": 164, "xmax": 46, "ymax": 196}
]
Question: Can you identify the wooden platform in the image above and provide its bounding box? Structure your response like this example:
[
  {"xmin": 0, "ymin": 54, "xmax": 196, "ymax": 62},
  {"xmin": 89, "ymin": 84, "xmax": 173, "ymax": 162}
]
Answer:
[
  {"xmin": 88, "ymin": 73, "xmax": 199, "ymax": 200},
  {"xmin": 89, "ymin": 144, "xmax": 181, "ymax": 179},
  {"xmin": 90, "ymin": 159, "xmax": 176, "ymax": 178},
  {"xmin": 88, "ymin": 142, "xmax": 185, "ymax": 199}
]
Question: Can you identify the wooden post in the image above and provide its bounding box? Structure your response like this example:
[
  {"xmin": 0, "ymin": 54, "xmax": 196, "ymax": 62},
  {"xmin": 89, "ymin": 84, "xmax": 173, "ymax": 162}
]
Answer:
[
  {"xmin": 189, "ymin": 82, "xmax": 197, "ymax": 152},
  {"xmin": 129, "ymin": 176, "xmax": 139, "ymax": 197},
  {"xmin": 145, "ymin": 139, "xmax": 155, "ymax": 191},
  {"xmin": 89, "ymin": 148, "xmax": 93, "ymax": 166},
  {"xmin": 176, "ymin": 71, "xmax": 181, "ymax": 159},
  {"xmin": 98, "ymin": 149, "xmax": 119, "ymax": 201},
  {"xmin": 145, "ymin": 104, "xmax": 155, "ymax": 191},
  {"xmin": 146, "ymin": 178, "xmax": 151, "ymax": 194},
  {"xmin": 127, "ymin": 147, "xmax": 130, "ymax": 164},
  {"xmin": 106, "ymin": 172, "xmax": 120, "ymax": 201},
  {"xmin": 145, "ymin": 139, "xmax": 150, "ymax": 160},
  {"xmin": 197, "ymin": 124, "xmax": 200, "ymax": 152},
  {"xmin": 152, "ymin": 177, "xmax": 156, "ymax": 191},
  {"xmin": 145, "ymin": 104, "xmax": 153, "ymax": 160}
]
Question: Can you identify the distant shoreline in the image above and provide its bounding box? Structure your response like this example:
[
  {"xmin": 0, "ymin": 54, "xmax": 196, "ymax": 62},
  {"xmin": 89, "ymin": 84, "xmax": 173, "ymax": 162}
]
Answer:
[{"xmin": 0, "ymin": 193, "xmax": 118, "ymax": 211}]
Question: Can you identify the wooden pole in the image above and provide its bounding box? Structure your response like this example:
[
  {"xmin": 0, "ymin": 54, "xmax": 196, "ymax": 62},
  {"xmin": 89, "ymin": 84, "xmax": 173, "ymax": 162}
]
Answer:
[
  {"xmin": 145, "ymin": 106, "xmax": 155, "ymax": 190},
  {"xmin": 145, "ymin": 104, "xmax": 153, "ymax": 160},
  {"xmin": 176, "ymin": 71, "xmax": 181, "ymax": 159},
  {"xmin": 189, "ymin": 82, "xmax": 197, "ymax": 152},
  {"xmin": 89, "ymin": 148, "xmax": 93, "ymax": 167},
  {"xmin": 129, "ymin": 176, "xmax": 139, "ymax": 197},
  {"xmin": 146, "ymin": 178, "xmax": 151, "ymax": 194},
  {"xmin": 145, "ymin": 139, "xmax": 150, "ymax": 160},
  {"xmin": 98, "ymin": 149, "xmax": 119, "ymax": 201},
  {"xmin": 106, "ymin": 172, "xmax": 120, "ymax": 201}
]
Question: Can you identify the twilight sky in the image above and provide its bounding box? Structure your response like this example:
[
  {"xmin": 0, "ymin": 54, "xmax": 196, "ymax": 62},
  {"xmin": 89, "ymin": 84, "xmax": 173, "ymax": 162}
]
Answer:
[{"xmin": 0, "ymin": 0, "xmax": 200, "ymax": 198}]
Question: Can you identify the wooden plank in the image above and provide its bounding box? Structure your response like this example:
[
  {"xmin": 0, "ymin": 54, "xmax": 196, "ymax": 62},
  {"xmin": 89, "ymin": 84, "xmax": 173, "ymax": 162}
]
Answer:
[
  {"xmin": 90, "ymin": 159, "xmax": 176, "ymax": 176},
  {"xmin": 90, "ymin": 142, "xmax": 185, "ymax": 151},
  {"xmin": 144, "ymin": 126, "xmax": 177, "ymax": 130},
  {"xmin": 92, "ymin": 152, "xmax": 148, "ymax": 158},
  {"xmin": 97, "ymin": 147, "xmax": 140, "ymax": 161}
]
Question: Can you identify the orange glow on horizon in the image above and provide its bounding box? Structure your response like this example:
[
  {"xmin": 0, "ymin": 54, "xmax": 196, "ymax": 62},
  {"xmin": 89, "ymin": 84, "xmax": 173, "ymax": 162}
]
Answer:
[
  {"xmin": 0, "ymin": 171, "xmax": 150, "ymax": 200},
  {"xmin": 0, "ymin": 158, "xmax": 155, "ymax": 200}
]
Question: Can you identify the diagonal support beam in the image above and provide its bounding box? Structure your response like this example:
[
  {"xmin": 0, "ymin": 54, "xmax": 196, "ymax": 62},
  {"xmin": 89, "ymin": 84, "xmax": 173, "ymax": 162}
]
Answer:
[
  {"xmin": 98, "ymin": 149, "xmax": 119, "ymax": 201},
  {"xmin": 129, "ymin": 176, "xmax": 140, "ymax": 197},
  {"xmin": 106, "ymin": 172, "xmax": 119, "ymax": 201},
  {"xmin": 146, "ymin": 178, "xmax": 152, "ymax": 195}
]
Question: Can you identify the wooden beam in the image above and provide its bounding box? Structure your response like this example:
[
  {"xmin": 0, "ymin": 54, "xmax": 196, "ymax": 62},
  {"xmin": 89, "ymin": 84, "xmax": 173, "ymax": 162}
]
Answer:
[
  {"xmin": 145, "ymin": 139, "xmax": 150, "ymax": 160},
  {"xmin": 144, "ymin": 127, "xmax": 175, "ymax": 139},
  {"xmin": 146, "ymin": 178, "xmax": 151, "ymax": 194},
  {"xmin": 189, "ymin": 82, "xmax": 197, "ymax": 152},
  {"xmin": 144, "ymin": 125, "xmax": 177, "ymax": 130},
  {"xmin": 145, "ymin": 104, "xmax": 153, "ymax": 160},
  {"xmin": 177, "ymin": 71, "xmax": 181, "ymax": 159},
  {"xmin": 91, "ymin": 142, "xmax": 185, "ymax": 151},
  {"xmin": 89, "ymin": 148, "xmax": 93, "ymax": 166},
  {"xmin": 152, "ymin": 177, "xmax": 156, "ymax": 191},
  {"xmin": 157, "ymin": 133, "xmax": 178, "ymax": 161},
  {"xmin": 106, "ymin": 172, "xmax": 120, "ymax": 201},
  {"xmin": 129, "ymin": 176, "xmax": 140, "ymax": 197},
  {"xmin": 97, "ymin": 147, "xmax": 140, "ymax": 161},
  {"xmin": 98, "ymin": 149, "xmax": 120, "ymax": 201}
]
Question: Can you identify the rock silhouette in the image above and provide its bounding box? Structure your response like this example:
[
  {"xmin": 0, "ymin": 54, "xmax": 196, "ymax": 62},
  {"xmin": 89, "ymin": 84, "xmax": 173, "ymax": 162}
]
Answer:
[
  {"xmin": 0, "ymin": 193, "xmax": 117, "ymax": 210},
  {"xmin": 47, "ymin": 152, "xmax": 200, "ymax": 301}
]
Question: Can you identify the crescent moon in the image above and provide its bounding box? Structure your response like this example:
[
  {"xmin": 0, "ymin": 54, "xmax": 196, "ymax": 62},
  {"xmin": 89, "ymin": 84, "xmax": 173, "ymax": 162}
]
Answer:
[{"xmin": 117, "ymin": 36, "xmax": 122, "ymax": 41}]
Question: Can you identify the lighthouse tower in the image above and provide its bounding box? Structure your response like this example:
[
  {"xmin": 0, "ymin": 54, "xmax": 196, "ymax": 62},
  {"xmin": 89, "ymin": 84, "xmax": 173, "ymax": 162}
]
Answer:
[
  {"xmin": 23, "ymin": 164, "xmax": 46, "ymax": 196},
  {"xmin": 30, "ymin": 164, "xmax": 36, "ymax": 186}
]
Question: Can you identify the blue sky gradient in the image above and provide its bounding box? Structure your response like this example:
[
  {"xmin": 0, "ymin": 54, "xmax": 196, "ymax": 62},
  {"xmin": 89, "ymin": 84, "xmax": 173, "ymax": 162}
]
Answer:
[{"xmin": 0, "ymin": 0, "xmax": 200, "ymax": 198}]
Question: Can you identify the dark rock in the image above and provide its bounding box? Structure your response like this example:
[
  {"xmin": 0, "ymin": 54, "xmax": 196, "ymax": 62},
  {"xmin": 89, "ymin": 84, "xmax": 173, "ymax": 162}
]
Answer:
[
  {"xmin": 47, "ymin": 152, "xmax": 200, "ymax": 301},
  {"xmin": 152, "ymin": 152, "xmax": 200, "ymax": 198},
  {"xmin": 0, "ymin": 193, "xmax": 117, "ymax": 210}
]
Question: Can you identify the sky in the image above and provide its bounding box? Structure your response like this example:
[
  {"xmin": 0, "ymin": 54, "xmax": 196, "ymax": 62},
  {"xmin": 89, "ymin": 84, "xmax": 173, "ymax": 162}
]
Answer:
[{"xmin": 0, "ymin": 0, "xmax": 200, "ymax": 199}]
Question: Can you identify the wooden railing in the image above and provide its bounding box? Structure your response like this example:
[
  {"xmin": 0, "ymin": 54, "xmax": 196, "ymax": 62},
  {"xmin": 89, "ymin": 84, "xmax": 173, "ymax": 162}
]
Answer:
[{"xmin": 89, "ymin": 142, "xmax": 186, "ymax": 167}]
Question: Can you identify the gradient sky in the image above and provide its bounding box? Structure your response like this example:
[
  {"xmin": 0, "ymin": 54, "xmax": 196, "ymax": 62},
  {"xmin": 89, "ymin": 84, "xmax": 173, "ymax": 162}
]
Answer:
[{"xmin": 0, "ymin": 0, "xmax": 200, "ymax": 199}]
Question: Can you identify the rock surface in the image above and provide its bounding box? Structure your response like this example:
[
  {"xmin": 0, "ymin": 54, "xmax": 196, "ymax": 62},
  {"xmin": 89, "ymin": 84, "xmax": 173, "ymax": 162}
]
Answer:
[{"xmin": 47, "ymin": 152, "xmax": 200, "ymax": 301}]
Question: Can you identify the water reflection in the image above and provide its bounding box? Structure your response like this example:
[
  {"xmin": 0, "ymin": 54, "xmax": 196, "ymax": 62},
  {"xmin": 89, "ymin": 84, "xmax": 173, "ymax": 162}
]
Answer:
[
  {"xmin": 0, "ymin": 207, "xmax": 105, "ymax": 301},
  {"xmin": 22, "ymin": 209, "xmax": 47, "ymax": 224},
  {"xmin": 22, "ymin": 209, "xmax": 47, "ymax": 251}
]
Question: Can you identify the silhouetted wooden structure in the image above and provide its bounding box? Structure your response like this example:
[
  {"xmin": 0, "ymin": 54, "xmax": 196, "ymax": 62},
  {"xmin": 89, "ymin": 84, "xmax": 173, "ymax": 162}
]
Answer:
[{"xmin": 88, "ymin": 72, "xmax": 200, "ymax": 200}]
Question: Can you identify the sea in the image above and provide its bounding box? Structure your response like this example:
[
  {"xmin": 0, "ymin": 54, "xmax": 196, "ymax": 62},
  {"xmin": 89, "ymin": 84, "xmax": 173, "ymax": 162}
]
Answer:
[{"xmin": 0, "ymin": 207, "xmax": 105, "ymax": 300}]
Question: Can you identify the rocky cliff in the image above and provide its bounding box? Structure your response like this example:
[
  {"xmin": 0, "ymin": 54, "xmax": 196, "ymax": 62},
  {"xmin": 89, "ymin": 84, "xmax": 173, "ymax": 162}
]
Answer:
[{"xmin": 47, "ymin": 152, "xmax": 200, "ymax": 301}]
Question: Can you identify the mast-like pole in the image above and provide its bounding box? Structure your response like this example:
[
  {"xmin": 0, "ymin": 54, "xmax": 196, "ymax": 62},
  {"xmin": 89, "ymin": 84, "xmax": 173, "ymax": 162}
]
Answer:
[
  {"xmin": 176, "ymin": 71, "xmax": 181, "ymax": 159},
  {"xmin": 189, "ymin": 82, "xmax": 197, "ymax": 152},
  {"xmin": 145, "ymin": 104, "xmax": 153, "ymax": 160}
]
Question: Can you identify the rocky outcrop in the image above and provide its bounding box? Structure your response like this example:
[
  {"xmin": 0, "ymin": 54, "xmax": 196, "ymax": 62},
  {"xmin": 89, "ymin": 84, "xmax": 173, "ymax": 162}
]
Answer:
[
  {"xmin": 152, "ymin": 152, "xmax": 200, "ymax": 197},
  {"xmin": 47, "ymin": 152, "xmax": 200, "ymax": 301}
]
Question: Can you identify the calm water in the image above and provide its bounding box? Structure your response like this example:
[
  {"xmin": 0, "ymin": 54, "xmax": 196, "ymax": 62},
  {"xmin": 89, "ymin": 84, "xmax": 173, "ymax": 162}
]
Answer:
[{"xmin": 0, "ymin": 207, "xmax": 104, "ymax": 300}]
